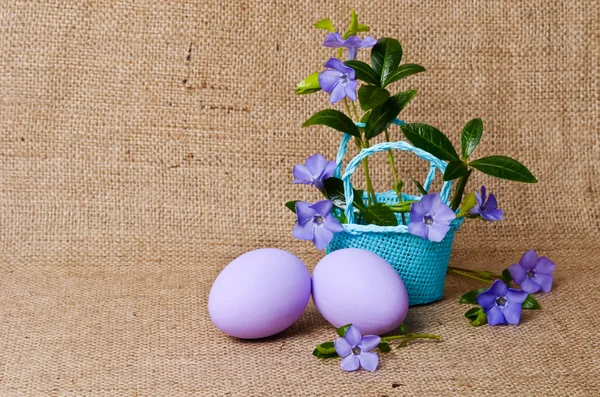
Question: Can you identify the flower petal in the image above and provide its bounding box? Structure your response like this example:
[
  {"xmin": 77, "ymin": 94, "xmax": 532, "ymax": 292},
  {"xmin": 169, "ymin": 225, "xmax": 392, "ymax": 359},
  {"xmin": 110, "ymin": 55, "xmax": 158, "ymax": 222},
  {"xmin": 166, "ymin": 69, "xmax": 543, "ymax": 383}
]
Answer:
[
  {"xmin": 409, "ymin": 201, "xmax": 426, "ymax": 222},
  {"xmin": 480, "ymin": 186, "xmax": 487, "ymax": 204},
  {"xmin": 469, "ymin": 191, "xmax": 483, "ymax": 215},
  {"xmin": 358, "ymin": 352, "xmax": 379, "ymax": 371},
  {"xmin": 318, "ymin": 70, "xmax": 342, "ymax": 93},
  {"xmin": 345, "ymin": 80, "xmax": 358, "ymax": 101},
  {"xmin": 520, "ymin": 277, "xmax": 541, "ymax": 294},
  {"xmin": 324, "ymin": 57, "xmax": 347, "ymax": 71},
  {"xmin": 419, "ymin": 193, "xmax": 438, "ymax": 211},
  {"xmin": 535, "ymin": 256, "xmax": 556, "ymax": 274},
  {"xmin": 292, "ymin": 164, "xmax": 313, "ymax": 183},
  {"xmin": 342, "ymin": 35, "xmax": 362, "ymax": 49},
  {"xmin": 486, "ymin": 306, "xmax": 506, "ymax": 326},
  {"xmin": 346, "ymin": 47, "xmax": 358, "ymax": 61},
  {"xmin": 305, "ymin": 154, "xmax": 327, "ymax": 175},
  {"xmin": 340, "ymin": 355, "xmax": 360, "ymax": 372},
  {"xmin": 427, "ymin": 223, "xmax": 450, "ymax": 242},
  {"xmin": 344, "ymin": 325, "xmax": 362, "ymax": 346},
  {"xmin": 481, "ymin": 209, "xmax": 504, "ymax": 221},
  {"xmin": 292, "ymin": 222, "xmax": 314, "ymax": 241},
  {"xmin": 408, "ymin": 221, "xmax": 428, "ymax": 240},
  {"xmin": 310, "ymin": 200, "xmax": 333, "ymax": 216},
  {"xmin": 323, "ymin": 32, "xmax": 345, "ymax": 48},
  {"xmin": 508, "ymin": 263, "xmax": 527, "ymax": 284},
  {"xmin": 321, "ymin": 160, "xmax": 337, "ymax": 180},
  {"xmin": 432, "ymin": 204, "xmax": 456, "ymax": 225},
  {"xmin": 519, "ymin": 250, "xmax": 538, "ymax": 270},
  {"xmin": 334, "ymin": 337, "xmax": 352, "ymax": 357},
  {"xmin": 485, "ymin": 193, "xmax": 499, "ymax": 210},
  {"xmin": 476, "ymin": 292, "xmax": 497, "ymax": 311},
  {"xmin": 295, "ymin": 201, "xmax": 315, "ymax": 224},
  {"xmin": 532, "ymin": 273, "xmax": 553, "ymax": 293},
  {"xmin": 313, "ymin": 225, "xmax": 334, "ymax": 250},
  {"xmin": 358, "ymin": 335, "xmax": 381, "ymax": 352},
  {"xmin": 506, "ymin": 288, "xmax": 528, "ymax": 304},
  {"xmin": 488, "ymin": 279, "xmax": 508, "ymax": 297},
  {"xmin": 359, "ymin": 36, "xmax": 378, "ymax": 48},
  {"xmin": 329, "ymin": 82, "xmax": 347, "ymax": 103},
  {"xmin": 502, "ymin": 303, "xmax": 522, "ymax": 325},
  {"xmin": 323, "ymin": 214, "xmax": 344, "ymax": 233}
]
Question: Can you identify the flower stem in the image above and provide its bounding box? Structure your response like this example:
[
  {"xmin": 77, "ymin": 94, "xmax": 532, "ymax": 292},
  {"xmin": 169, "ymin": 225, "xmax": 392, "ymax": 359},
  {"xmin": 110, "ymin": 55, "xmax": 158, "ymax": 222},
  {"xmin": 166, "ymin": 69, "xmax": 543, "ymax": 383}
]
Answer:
[
  {"xmin": 351, "ymin": 100, "xmax": 359, "ymax": 120},
  {"xmin": 344, "ymin": 98, "xmax": 353, "ymax": 118},
  {"xmin": 384, "ymin": 128, "xmax": 399, "ymax": 184},
  {"xmin": 450, "ymin": 168, "xmax": 472, "ymax": 211},
  {"xmin": 448, "ymin": 268, "xmax": 493, "ymax": 285},
  {"xmin": 362, "ymin": 139, "xmax": 377, "ymax": 205}
]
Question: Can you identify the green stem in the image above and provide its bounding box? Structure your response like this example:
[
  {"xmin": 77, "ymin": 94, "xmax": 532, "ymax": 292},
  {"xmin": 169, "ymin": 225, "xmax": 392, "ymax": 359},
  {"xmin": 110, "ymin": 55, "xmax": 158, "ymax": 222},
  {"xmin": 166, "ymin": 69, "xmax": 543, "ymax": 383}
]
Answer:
[
  {"xmin": 450, "ymin": 169, "xmax": 472, "ymax": 211},
  {"xmin": 384, "ymin": 129, "xmax": 399, "ymax": 184},
  {"xmin": 351, "ymin": 100, "xmax": 359, "ymax": 120},
  {"xmin": 448, "ymin": 268, "xmax": 493, "ymax": 285},
  {"xmin": 362, "ymin": 139, "xmax": 377, "ymax": 205},
  {"xmin": 344, "ymin": 98, "xmax": 353, "ymax": 118},
  {"xmin": 401, "ymin": 213, "xmax": 406, "ymax": 225}
]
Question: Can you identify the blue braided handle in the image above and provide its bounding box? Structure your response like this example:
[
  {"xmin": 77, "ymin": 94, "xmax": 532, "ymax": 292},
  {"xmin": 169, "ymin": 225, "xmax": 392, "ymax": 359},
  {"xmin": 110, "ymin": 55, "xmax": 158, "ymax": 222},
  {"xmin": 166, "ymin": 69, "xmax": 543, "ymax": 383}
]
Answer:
[{"xmin": 335, "ymin": 120, "xmax": 452, "ymax": 225}]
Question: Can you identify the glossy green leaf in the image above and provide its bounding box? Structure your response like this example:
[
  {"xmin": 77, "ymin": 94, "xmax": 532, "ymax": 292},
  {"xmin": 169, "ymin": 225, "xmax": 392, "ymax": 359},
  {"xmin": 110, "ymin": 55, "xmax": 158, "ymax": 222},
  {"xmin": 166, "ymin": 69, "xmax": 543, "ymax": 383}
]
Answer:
[
  {"xmin": 501, "ymin": 269, "xmax": 512, "ymax": 284},
  {"xmin": 364, "ymin": 91, "xmax": 416, "ymax": 140},
  {"xmin": 344, "ymin": 60, "xmax": 380, "ymax": 86},
  {"xmin": 303, "ymin": 109, "xmax": 361, "ymax": 139},
  {"xmin": 378, "ymin": 342, "xmax": 391, "ymax": 353},
  {"xmin": 460, "ymin": 118, "xmax": 483, "ymax": 160},
  {"xmin": 464, "ymin": 307, "xmax": 481, "ymax": 320},
  {"xmin": 337, "ymin": 324, "xmax": 352, "ymax": 338},
  {"xmin": 285, "ymin": 200, "xmax": 299, "ymax": 213},
  {"xmin": 459, "ymin": 288, "xmax": 487, "ymax": 304},
  {"xmin": 465, "ymin": 307, "xmax": 487, "ymax": 326},
  {"xmin": 364, "ymin": 203, "xmax": 398, "ymax": 226},
  {"xmin": 400, "ymin": 123, "xmax": 459, "ymax": 161},
  {"xmin": 357, "ymin": 85, "xmax": 390, "ymax": 111},
  {"xmin": 312, "ymin": 341, "xmax": 338, "ymax": 359},
  {"xmin": 296, "ymin": 72, "xmax": 321, "ymax": 95},
  {"xmin": 314, "ymin": 18, "xmax": 335, "ymax": 32},
  {"xmin": 443, "ymin": 160, "xmax": 467, "ymax": 181},
  {"xmin": 522, "ymin": 294, "xmax": 541, "ymax": 310},
  {"xmin": 382, "ymin": 63, "xmax": 426, "ymax": 87},
  {"xmin": 323, "ymin": 177, "xmax": 366, "ymax": 214},
  {"xmin": 457, "ymin": 191, "xmax": 477, "ymax": 217},
  {"xmin": 409, "ymin": 172, "xmax": 428, "ymax": 195},
  {"xmin": 371, "ymin": 38, "xmax": 403, "ymax": 86},
  {"xmin": 469, "ymin": 156, "xmax": 537, "ymax": 183}
]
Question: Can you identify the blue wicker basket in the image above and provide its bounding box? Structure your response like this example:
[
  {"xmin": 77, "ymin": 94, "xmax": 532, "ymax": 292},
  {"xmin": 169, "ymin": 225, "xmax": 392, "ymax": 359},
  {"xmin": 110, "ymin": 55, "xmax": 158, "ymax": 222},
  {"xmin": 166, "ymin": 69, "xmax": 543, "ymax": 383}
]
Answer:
[{"xmin": 326, "ymin": 120, "xmax": 463, "ymax": 306}]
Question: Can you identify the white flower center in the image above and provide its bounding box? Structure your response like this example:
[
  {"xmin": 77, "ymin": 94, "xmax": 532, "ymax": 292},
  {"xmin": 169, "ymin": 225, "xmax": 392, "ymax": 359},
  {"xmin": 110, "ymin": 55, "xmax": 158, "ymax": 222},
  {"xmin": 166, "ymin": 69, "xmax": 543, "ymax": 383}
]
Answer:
[{"xmin": 495, "ymin": 297, "xmax": 507, "ymax": 307}]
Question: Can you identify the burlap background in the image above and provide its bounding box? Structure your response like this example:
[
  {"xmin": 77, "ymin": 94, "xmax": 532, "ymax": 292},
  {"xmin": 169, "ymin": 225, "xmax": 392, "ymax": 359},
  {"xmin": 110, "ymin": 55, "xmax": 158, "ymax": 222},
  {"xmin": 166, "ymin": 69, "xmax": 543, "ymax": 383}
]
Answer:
[{"xmin": 1, "ymin": 0, "xmax": 598, "ymax": 395}]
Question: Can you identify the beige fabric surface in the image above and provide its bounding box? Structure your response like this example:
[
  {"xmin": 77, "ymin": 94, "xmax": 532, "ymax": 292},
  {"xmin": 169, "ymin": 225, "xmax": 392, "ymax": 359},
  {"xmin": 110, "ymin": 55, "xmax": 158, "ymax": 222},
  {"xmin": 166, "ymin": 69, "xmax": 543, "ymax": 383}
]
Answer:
[{"xmin": 1, "ymin": 0, "xmax": 599, "ymax": 395}]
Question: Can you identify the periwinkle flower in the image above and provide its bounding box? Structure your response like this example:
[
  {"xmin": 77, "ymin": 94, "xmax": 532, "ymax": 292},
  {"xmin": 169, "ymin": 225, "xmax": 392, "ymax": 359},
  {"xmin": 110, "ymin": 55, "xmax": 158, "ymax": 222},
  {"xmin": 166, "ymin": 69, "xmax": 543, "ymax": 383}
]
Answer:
[
  {"xmin": 408, "ymin": 193, "xmax": 456, "ymax": 242},
  {"xmin": 318, "ymin": 58, "xmax": 358, "ymax": 103},
  {"xmin": 476, "ymin": 280, "xmax": 528, "ymax": 326},
  {"xmin": 334, "ymin": 325, "xmax": 380, "ymax": 372},
  {"xmin": 469, "ymin": 186, "xmax": 503, "ymax": 221},
  {"xmin": 292, "ymin": 200, "xmax": 343, "ymax": 250},
  {"xmin": 508, "ymin": 250, "xmax": 556, "ymax": 294},
  {"xmin": 323, "ymin": 32, "xmax": 377, "ymax": 60},
  {"xmin": 292, "ymin": 154, "xmax": 336, "ymax": 191}
]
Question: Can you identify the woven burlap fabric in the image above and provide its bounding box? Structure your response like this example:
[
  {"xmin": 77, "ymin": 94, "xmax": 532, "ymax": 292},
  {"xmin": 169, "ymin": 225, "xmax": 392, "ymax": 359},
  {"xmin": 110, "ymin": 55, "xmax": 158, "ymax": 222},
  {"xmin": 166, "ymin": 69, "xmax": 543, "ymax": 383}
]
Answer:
[{"xmin": 0, "ymin": 0, "xmax": 598, "ymax": 395}]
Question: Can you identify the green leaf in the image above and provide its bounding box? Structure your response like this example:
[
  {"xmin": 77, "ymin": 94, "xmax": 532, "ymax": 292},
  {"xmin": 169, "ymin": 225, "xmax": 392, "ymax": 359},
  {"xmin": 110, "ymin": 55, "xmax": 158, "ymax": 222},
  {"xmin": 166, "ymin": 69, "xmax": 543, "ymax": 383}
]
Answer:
[
  {"xmin": 359, "ymin": 110, "xmax": 371, "ymax": 124},
  {"xmin": 409, "ymin": 172, "xmax": 428, "ymax": 195},
  {"xmin": 337, "ymin": 324, "xmax": 352, "ymax": 338},
  {"xmin": 398, "ymin": 323, "xmax": 408, "ymax": 334},
  {"xmin": 522, "ymin": 294, "xmax": 541, "ymax": 310},
  {"xmin": 382, "ymin": 63, "xmax": 426, "ymax": 87},
  {"xmin": 285, "ymin": 200, "xmax": 299, "ymax": 213},
  {"xmin": 501, "ymin": 269, "xmax": 512, "ymax": 284},
  {"xmin": 400, "ymin": 123, "xmax": 459, "ymax": 162},
  {"xmin": 457, "ymin": 191, "xmax": 477, "ymax": 217},
  {"xmin": 377, "ymin": 342, "xmax": 391, "ymax": 353},
  {"xmin": 357, "ymin": 23, "xmax": 370, "ymax": 32},
  {"xmin": 314, "ymin": 18, "xmax": 335, "ymax": 32},
  {"xmin": 460, "ymin": 118, "xmax": 483, "ymax": 160},
  {"xmin": 296, "ymin": 72, "xmax": 321, "ymax": 95},
  {"xmin": 323, "ymin": 177, "xmax": 366, "ymax": 214},
  {"xmin": 443, "ymin": 160, "xmax": 467, "ymax": 181},
  {"xmin": 312, "ymin": 341, "xmax": 338, "ymax": 359},
  {"xmin": 393, "ymin": 179, "xmax": 404, "ymax": 199},
  {"xmin": 363, "ymin": 203, "xmax": 398, "ymax": 226},
  {"xmin": 371, "ymin": 38, "xmax": 403, "ymax": 86},
  {"xmin": 464, "ymin": 307, "xmax": 481, "ymax": 320},
  {"xmin": 365, "ymin": 91, "xmax": 416, "ymax": 140},
  {"xmin": 468, "ymin": 156, "xmax": 537, "ymax": 183},
  {"xmin": 303, "ymin": 109, "xmax": 361, "ymax": 139},
  {"xmin": 465, "ymin": 307, "xmax": 487, "ymax": 326},
  {"xmin": 358, "ymin": 86, "xmax": 390, "ymax": 111},
  {"xmin": 343, "ymin": 9, "xmax": 359, "ymax": 38},
  {"xmin": 459, "ymin": 288, "xmax": 487, "ymax": 304},
  {"xmin": 344, "ymin": 60, "xmax": 380, "ymax": 86}
]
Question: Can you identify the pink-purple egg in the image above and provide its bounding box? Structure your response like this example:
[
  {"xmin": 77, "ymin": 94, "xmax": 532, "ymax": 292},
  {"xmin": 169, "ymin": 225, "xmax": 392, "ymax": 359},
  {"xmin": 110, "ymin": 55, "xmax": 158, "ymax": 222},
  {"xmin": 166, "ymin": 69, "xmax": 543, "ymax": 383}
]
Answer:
[
  {"xmin": 209, "ymin": 248, "xmax": 311, "ymax": 339},
  {"xmin": 312, "ymin": 248, "xmax": 409, "ymax": 335}
]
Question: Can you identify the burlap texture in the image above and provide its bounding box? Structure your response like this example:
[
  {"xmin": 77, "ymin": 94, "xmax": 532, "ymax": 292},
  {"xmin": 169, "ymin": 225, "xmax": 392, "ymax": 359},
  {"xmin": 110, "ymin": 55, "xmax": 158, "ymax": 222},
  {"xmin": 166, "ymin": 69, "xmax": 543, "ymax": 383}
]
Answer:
[{"xmin": 0, "ymin": 0, "xmax": 598, "ymax": 395}]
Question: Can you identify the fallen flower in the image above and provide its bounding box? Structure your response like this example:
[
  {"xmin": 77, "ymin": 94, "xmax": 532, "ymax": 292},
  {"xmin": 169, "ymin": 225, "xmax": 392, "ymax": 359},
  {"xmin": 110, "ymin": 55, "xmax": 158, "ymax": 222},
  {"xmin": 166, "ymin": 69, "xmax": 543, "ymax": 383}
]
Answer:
[
  {"xmin": 476, "ymin": 280, "xmax": 528, "ymax": 326},
  {"xmin": 508, "ymin": 250, "xmax": 556, "ymax": 293},
  {"xmin": 334, "ymin": 325, "xmax": 380, "ymax": 372}
]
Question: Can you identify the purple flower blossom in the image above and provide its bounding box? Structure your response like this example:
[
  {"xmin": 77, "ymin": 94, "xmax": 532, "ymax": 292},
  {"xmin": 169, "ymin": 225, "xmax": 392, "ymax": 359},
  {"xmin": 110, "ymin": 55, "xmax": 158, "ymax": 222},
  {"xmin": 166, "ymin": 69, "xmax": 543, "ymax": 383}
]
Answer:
[
  {"xmin": 323, "ymin": 32, "xmax": 377, "ymax": 60},
  {"xmin": 408, "ymin": 193, "xmax": 456, "ymax": 242},
  {"xmin": 292, "ymin": 200, "xmax": 343, "ymax": 250},
  {"xmin": 334, "ymin": 325, "xmax": 380, "ymax": 372},
  {"xmin": 469, "ymin": 186, "xmax": 503, "ymax": 221},
  {"xmin": 476, "ymin": 280, "xmax": 528, "ymax": 326},
  {"xmin": 292, "ymin": 154, "xmax": 336, "ymax": 191},
  {"xmin": 318, "ymin": 58, "xmax": 358, "ymax": 103},
  {"xmin": 508, "ymin": 250, "xmax": 556, "ymax": 294}
]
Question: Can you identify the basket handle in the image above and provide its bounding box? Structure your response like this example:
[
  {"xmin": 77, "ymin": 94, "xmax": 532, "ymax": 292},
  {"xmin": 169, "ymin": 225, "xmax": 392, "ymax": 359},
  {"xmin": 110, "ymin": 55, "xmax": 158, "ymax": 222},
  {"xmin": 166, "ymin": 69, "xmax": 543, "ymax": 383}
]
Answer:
[{"xmin": 341, "ymin": 140, "xmax": 452, "ymax": 224}]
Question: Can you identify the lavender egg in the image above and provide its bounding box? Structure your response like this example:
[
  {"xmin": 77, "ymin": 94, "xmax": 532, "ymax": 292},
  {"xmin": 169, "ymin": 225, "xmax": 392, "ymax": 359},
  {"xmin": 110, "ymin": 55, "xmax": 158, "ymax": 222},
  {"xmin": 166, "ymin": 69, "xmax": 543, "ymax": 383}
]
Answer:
[
  {"xmin": 209, "ymin": 248, "xmax": 311, "ymax": 339},
  {"xmin": 312, "ymin": 248, "xmax": 409, "ymax": 335}
]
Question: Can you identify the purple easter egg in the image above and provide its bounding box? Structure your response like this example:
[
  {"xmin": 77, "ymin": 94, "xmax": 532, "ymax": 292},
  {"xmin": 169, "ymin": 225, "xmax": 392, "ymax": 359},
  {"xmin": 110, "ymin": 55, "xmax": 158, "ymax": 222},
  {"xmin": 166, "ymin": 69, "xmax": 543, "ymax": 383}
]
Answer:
[
  {"xmin": 312, "ymin": 248, "xmax": 409, "ymax": 335},
  {"xmin": 209, "ymin": 248, "xmax": 311, "ymax": 339}
]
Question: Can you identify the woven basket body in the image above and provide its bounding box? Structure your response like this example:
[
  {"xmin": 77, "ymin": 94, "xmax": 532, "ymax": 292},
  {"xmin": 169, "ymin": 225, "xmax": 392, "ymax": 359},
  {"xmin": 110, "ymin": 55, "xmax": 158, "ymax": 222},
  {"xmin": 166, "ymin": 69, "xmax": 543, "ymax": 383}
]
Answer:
[{"xmin": 329, "ymin": 122, "xmax": 461, "ymax": 305}]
